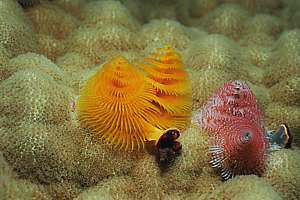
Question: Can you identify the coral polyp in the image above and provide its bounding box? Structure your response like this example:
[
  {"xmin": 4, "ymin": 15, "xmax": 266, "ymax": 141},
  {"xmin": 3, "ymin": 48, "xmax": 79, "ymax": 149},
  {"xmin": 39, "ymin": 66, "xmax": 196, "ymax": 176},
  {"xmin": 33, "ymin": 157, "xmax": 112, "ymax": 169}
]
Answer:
[
  {"xmin": 77, "ymin": 56, "xmax": 160, "ymax": 150},
  {"xmin": 141, "ymin": 46, "xmax": 192, "ymax": 130}
]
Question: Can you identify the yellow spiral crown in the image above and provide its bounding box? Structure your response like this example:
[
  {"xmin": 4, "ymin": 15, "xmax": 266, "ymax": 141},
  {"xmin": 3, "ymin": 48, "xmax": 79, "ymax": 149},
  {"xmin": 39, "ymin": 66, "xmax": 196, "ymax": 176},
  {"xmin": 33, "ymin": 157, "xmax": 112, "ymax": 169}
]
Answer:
[
  {"xmin": 77, "ymin": 56, "xmax": 159, "ymax": 150},
  {"xmin": 77, "ymin": 47, "xmax": 192, "ymax": 150},
  {"xmin": 141, "ymin": 46, "xmax": 192, "ymax": 131}
]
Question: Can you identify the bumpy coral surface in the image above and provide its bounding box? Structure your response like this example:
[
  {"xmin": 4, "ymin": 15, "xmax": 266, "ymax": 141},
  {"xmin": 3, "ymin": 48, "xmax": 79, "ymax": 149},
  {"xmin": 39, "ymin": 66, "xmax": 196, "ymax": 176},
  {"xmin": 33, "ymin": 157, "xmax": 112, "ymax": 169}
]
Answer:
[
  {"xmin": 56, "ymin": 52, "xmax": 94, "ymax": 75},
  {"xmin": 244, "ymin": 14, "xmax": 283, "ymax": 36},
  {"xmin": 80, "ymin": 0, "xmax": 140, "ymax": 31},
  {"xmin": 239, "ymin": 32, "xmax": 275, "ymax": 47},
  {"xmin": 0, "ymin": 46, "xmax": 10, "ymax": 81},
  {"xmin": 25, "ymin": 1, "xmax": 79, "ymax": 40},
  {"xmin": 1, "ymin": 122, "xmax": 79, "ymax": 183},
  {"xmin": 74, "ymin": 176, "xmax": 134, "ymax": 200},
  {"xmin": 3, "ymin": 52, "xmax": 69, "ymax": 85},
  {"xmin": 140, "ymin": 19, "xmax": 190, "ymax": 50},
  {"xmin": 205, "ymin": 175, "xmax": 282, "ymax": 200},
  {"xmin": 0, "ymin": 0, "xmax": 38, "ymax": 57},
  {"xmin": 53, "ymin": 0, "xmax": 85, "ymax": 17},
  {"xmin": 269, "ymin": 76, "xmax": 300, "ymax": 106},
  {"xmin": 36, "ymin": 34, "xmax": 66, "ymax": 61},
  {"xmin": 265, "ymin": 103, "xmax": 300, "ymax": 131},
  {"xmin": 0, "ymin": 69, "xmax": 72, "ymax": 124},
  {"xmin": 242, "ymin": 46, "xmax": 271, "ymax": 67},
  {"xmin": 184, "ymin": 34, "xmax": 242, "ymax": 73},
  {"xmin": 161, "ymin": 123, "xmax": 222, "ymax": 194},
  {"xmin": 1, "ymin": 0, "xmax": 300, "ymax": 199},
  {"xmin": 74, "ymin": 127, "xmax": 142, "ymax": 186},
  {"xmin": 202, "ymin": 3, "xmax": 250, "ymax": 40},
  {"xmin": 188, "ymin": 68, "xmax": 236, "ymax": 110},
  {"xmin": 264, "ymin": 149, "xmax": 300, "ymax": 200},
  {"xmin": 188, "ymin": 0, "xmax": 220, "ymax": 18},
  {"xmin": 263, "ymin": 29, "xmax": 300, "ymax": 87},
  {"xmin": 67, "ymin": 25, "xmax": 142, "ymax": 64}
]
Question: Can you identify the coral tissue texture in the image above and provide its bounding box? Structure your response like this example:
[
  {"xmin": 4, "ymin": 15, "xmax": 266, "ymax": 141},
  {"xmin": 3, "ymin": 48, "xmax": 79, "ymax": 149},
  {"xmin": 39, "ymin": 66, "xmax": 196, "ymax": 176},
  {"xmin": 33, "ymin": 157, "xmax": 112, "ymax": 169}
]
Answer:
[{"xmin": 0, "ymin": 0, "xmax": 300, "ymax": 200}]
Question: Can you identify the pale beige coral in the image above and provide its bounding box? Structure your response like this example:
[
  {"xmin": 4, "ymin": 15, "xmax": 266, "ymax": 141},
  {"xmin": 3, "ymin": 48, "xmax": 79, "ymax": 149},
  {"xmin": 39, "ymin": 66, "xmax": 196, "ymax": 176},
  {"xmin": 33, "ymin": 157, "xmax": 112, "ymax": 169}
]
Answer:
[
  {"xmin": 239, "ymin": 33, "xmax": 275, "ymax": 47},
  {"xmin": 278, "ymin": 0, "xmax": 297, "ymax": 27},
  {"xmin": 46, "ymin": 180, "xmax": 82, "ymax": 200},
  {"xmin": 242, "ymin": 46, "xmax": 271, "ymax": 67},
  {"xmin": 74, "ymin": 126, "xmax": 143, "ymax": 187},
  {"xmin": 61, "ymin": 68, "xmax": 98, "ymax": 95},
  {"xmin": 72, "ymin": 66, "xmax": 103, "ymax": 96},
  {"xmin": 1, "ymin": 121, "xmax": 79, "ymax": 183},
  {"xmin": 291, "ymin": 11, "xmax": 300, "ymax": 29},
  {"xmin": 0, "ymin": 0, "xmax": 29, "ymax": 20},
  {"xmin": 185, "ymin": 27, "xmax": 208, "ymax": 40},
  {"xmin": 244, "ymin": 14, "xmax": 284, "ymax": 36},
  {"xmin": 0, "ymin": 1, "xmax": 38, "ymax": 57},
  {"xmin": 161, "ymin": 123, "xmax": 222, "ymax": 194},
  {"xmin": 189, "ymin": 0, "xmax": 220, "ymax": 18},
  {"xmin": 0, "ymin": 151, "xmax": 15, "ymax": 178},
  {"xmin": 75, "ymin": 121, "xmax": 221, "ymax": 199},
  {"xmin": 269, "ymin": 76, "xmax": 300, "ymax": 106},
  {"xmin": 0, "ymin": 46, "xmax": 10, "ymax": 82},
  {"xmin": 175, "ymin": 0, "xmax": 219, "ymax": 27},
  {"xmin": 265, "ymin": 103, "xmax": 300, "ymax": 146},
  {"xmin": 239, "ymin": 65, "xmax": 266, "ymax": 85},
  {"xmin": 175, "ymin": 0, "xmax": 192, "ymax": 25},
  {"xmin": 272, "ymin": 29, "xmax": 300, "ymax": 52},
  {"xmin": 238, "ymin": 12, "xmax": 283, "ymax": 47},
  {"xmin": 67, "ymin": 25, "xmax": 142, "ymax": 64},
  {"xmin": 25, "ymin": 1, "xmax": 79, "ymax": 40},
  {"xmin": 142, "ymin": 1, "xmax": 177, "ymax": 21},
  {"xmin": 80, "ymin": 0, "xmax": 140, "ymax": 31},
  {"xmin": 131, "ymin": 155, "xmax": 163, "ymax": 200},
  {"xmin": 56, "ymin": 52, "xmax": 95, "ymax": 93},
  {"xmin": 222, "ymin": 0, "xmax": 283, "ymax": 13},
  {"xmin": 264, "ymin": 149, "xmax": 300, "ymax": 200},
  {"xmin": 96, "ymin": 50, "xmax": 142, "ymax": 66},
  {"xmin": 184, "ymin": 34, "xmax": 242, "ymax": 72},
  {"xmin": 188, "ymin": 68, "xmax": 236, "ymax": 110},
  {"xmin": 37, "ymin": 34, "xmax": 66, "ymax": 61},
  {"xmin": 247, "ymin": 82, "xmax": 270, "ymax": 110},
  {"xmin": 3, "ymin": 53, "xmax": 69, "ymax": 85},
  {"xmin": 1, "ymin": 150, "xmax": 50, "ymax": 200},
  {"xmin": 162, "ymin": 193, "xmax": 184, "ymax": 200},
  {"xmin": 74, "ymin": 176, "xmax": 133, "ymax": 200},
  {"xmin": 205, "ymin": 175, "xmax": 282, "ymax": 200},
  {"xmin": 121, "ymin": 0, "xmax": 146, "ymax": 23},
  {"xmin": 0, "ymin": 69, "xmax": 72, "ymax": 124},
  {"xmin": 56, "ymin": 52, "xmax": 94, "ymax": 74},
  {"xmin": 183, "ymin": 173, "xmax": 222, "ymax": 199},
  {"xmin": 0, "ymin": 177, "xmax": 52, "ymax": 200},
  {"xmin": 54, "ymin": 0, "xmax": 85, "ymax": 17},
  {"xmin": 263, "ymin": 29, "xmax": 300, "ymax": 87},
  {"xmin": 202, "ymin": 3, "xmax": 250, "ymax": 40},
  {"xmin": 139, "ymin": 19, "xmax": 190, "ymax": 50},
  {"xmin": 0, "ymin": 46, "xmax": 10, "ymax": 66}
]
